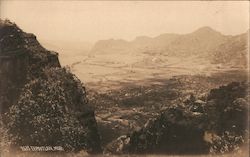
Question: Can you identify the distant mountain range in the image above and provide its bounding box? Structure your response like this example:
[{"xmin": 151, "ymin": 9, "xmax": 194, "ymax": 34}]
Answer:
[{"xmin": 91, "ymin": 27, "xmax": 248, "ymax": 67}]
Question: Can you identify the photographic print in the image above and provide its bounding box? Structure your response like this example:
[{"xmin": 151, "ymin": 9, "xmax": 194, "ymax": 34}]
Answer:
[{"xmin": 0, "ymin": 1, "xmax": 249, "ymax": 157}]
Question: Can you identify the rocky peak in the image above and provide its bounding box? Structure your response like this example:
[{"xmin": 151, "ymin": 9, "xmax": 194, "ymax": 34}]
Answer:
[
  {"xmin": 0, "ymin": 20, "xmax": 25, "ymax": 55},
  {"xmin": 192, "ymin": 26, "xmax": 221, "ymax": 36}
]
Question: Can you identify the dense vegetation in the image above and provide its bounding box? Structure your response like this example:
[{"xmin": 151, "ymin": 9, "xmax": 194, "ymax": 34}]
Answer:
[{"xmin": 3, "ymin": 68, "xmax": 101, "ymax": 152}]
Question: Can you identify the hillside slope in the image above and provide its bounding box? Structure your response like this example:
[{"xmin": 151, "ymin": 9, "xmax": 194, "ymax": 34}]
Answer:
[{"xmin": 0, "ymin": 19, "xmax": 101, "ymax": 153}]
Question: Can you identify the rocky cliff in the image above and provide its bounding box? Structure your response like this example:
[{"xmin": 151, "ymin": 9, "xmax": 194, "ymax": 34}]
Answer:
[
  {"xmin": 0, "ymin": 19, "xmax": 60, "ymax": 113},
  {"xmin": 0, "ymin": 19, "xmax": 101, "ymax": 153}
]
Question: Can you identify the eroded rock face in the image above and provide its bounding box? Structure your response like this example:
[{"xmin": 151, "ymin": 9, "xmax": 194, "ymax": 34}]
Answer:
[
  {"xmin": 0, "ymin": 19, "xmax": 60, "ymax": 113},
  {"xmin": 0, "ymin": 19, "xmax": 101, "ymax": 153},
  {"xmin": 105, "ymin": 82, "xmax": 248, "ymax": 155}
]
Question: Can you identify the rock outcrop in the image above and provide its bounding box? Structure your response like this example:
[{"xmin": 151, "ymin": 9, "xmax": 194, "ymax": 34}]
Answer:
[
  {"xmin": 0, "ymin": 19, "xmax": 60, "ymax": 113},
  {"xmin": 105, "ymin": 82, "xmax": 248, "ymax": 155},
  {"xmin": 0, "ymin": 19, "xmax": 101, "ymax": 153},
  {"xmin": 105, "ymin": 106, "xmax": 210, "ymax": 155}
]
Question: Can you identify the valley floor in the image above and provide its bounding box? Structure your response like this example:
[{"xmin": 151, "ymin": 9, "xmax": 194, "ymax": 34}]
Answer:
[
  {"xmin": 61, "ymin": 53, "xmax": 248, "ymax": 151},
  {"xmin": 62, "ymin": 54, "xmax": 246, "ymax": 92},
  {"xmin": 2, "ymin": 52, "xmax": 249, "ymax": 156},
  {"xmin": 88, "ymin": 70, "xmax": 247, "ymax": 147}
]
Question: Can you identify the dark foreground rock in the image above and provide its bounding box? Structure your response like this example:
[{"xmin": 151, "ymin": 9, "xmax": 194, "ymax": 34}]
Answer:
[
  {"xmin": 0, "ymin": 19, "xmax": 101, "ymax": 153},
  {"xmin": 105, "ymin": 106, "xmax": 210, "ymax": 154},
  {"xmin": 105, "ymin": 82, "xmax": 249, "ymax": 155},
  {"xmin": 0, "ymin": 19, "xmax": 60, "ymax": 113}
]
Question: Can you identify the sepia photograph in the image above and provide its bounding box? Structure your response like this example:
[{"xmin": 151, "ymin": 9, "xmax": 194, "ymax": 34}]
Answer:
[{"xmin": 0, "ymin": 1, "xmax": 249, "ymax": 157}]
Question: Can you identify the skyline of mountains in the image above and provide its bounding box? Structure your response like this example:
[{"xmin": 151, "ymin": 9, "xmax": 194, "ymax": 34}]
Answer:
[
  {"xmin": 38, "ymin": 25, "xmax": 248, "ymax": 68},
  {"xmin": 90, "ymin": 26, "xmax": 248, "ymax": 67}
]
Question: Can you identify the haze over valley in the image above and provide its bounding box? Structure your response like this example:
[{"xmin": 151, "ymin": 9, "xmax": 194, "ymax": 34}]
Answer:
[
  {"xmin": 40, "ymin": 26, "xmax": 248, "ymax": 91},
  {"xmin": 0, "ymin": 1, "xmax": 249, "ymax": 156}
]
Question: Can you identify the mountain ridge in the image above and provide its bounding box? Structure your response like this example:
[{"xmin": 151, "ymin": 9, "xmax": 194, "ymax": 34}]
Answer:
[{"xmin": 90, "ymin": 26, "xmax": 247, "ymax": 67}]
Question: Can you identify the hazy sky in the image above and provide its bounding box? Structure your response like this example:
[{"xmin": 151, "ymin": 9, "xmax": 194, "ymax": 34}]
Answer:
[{"xmin": 0, "ymin": 1, "xmax": 249, "ymax": 42}]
